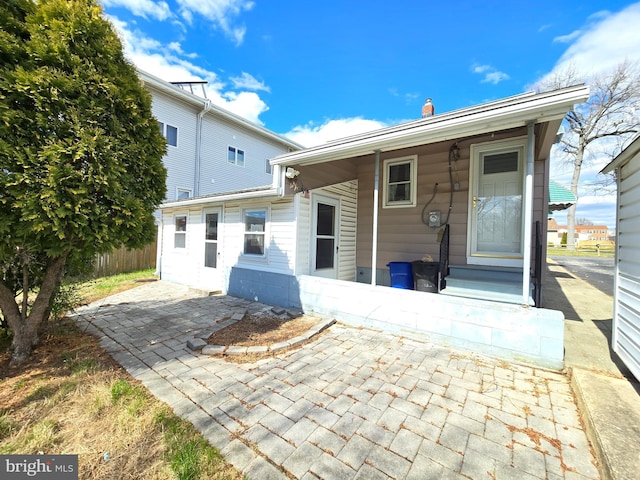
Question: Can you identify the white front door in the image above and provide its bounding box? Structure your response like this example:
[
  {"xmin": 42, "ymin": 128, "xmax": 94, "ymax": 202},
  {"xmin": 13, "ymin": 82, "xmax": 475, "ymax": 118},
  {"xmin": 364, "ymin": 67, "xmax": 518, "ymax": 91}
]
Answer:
[
  {"xmin": 311, "ymin": 195, "xmax": 339, "ymax": 278},
  {"xmin": 201, "ymin": 208, "xmax": 221, "ymax": 287},
  {"xmin": 469, "ymin": 139, "xmax": 525, "ymax": 266}
]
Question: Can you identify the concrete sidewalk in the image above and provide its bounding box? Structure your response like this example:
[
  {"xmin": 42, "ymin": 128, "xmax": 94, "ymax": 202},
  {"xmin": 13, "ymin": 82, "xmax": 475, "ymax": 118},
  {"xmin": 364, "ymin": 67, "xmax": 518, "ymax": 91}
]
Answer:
[
  {"xmin": 72, "ymin": 281, "xmax": 599, "ymax": 480},
  {"xmin": 544, "ymin": 261, "xmax": 640, "ymax": 480}
]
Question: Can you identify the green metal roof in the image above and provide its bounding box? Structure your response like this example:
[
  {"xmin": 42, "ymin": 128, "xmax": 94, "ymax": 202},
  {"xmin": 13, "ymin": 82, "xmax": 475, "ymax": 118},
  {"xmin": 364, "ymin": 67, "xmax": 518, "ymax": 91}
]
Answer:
[{"xmin": 549, "ymin": 180, "xmax": 576, "ymax": 211}]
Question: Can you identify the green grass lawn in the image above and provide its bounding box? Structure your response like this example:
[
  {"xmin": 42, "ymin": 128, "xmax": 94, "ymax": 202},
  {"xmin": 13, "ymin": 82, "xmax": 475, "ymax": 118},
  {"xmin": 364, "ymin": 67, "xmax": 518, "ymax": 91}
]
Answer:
[
  {"xmin": 1, "ymin": 269, "xmax": 246, "ymax": 480},
  {"xmin": 547, "ymin": 247, "xmax": 615, "ymax": 258}
]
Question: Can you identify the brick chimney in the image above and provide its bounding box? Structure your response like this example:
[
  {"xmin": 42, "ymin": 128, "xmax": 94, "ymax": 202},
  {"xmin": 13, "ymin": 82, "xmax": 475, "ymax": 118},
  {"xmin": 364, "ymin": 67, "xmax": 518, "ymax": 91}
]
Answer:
[{"xmin": 421, "ymin": 98, "xmax": 434, "ymax": 118}]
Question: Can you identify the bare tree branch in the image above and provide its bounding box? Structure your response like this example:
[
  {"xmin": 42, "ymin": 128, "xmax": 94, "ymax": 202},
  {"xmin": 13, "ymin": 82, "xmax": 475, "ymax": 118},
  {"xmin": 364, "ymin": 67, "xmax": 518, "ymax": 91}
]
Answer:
[{"xmin": 534, "ymin": 60, "xmax": 640, "ymax": 249}]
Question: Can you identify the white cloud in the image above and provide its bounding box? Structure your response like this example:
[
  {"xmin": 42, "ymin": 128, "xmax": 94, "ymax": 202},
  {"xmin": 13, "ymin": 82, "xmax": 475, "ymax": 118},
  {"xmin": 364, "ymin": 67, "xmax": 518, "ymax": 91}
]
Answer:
[
  {"xmin": 471, "ymin": 63, "xmax": 510, "ymax": 85},
  {"xmin": 102, "ymin": 0, "xmax": 172, "ymax": 21},
  {"xmin": 483, "ymin": 71, "xmax": 510, "ymax": 85},
  {"xmin": 176, "ymin": 0, "xmax": 254, "ymax": 45},
  {"xmin": 284, "ymin": 118, "xmax": 388, "ymax": 148},
  {"xmin": 209, "ymin": 91, "xmax": 268, "ymax": 125},
  {"xmin": 230, "ymin": 72, "xmax": 270, "ymax": 92},
  {"xmin": 167, "ymin": 42, "xmax": 198, "ymax": 59},
  {"xmin": 107, "ymin": 15, "xmax": 268, "ymax": 124},
  {"xmin": 553, "ymin": 30, "xmax": 581, "ymax": 43},
  {"xmin": 543, "ymin": 3, "xmax": 640, "ymax": 80}
]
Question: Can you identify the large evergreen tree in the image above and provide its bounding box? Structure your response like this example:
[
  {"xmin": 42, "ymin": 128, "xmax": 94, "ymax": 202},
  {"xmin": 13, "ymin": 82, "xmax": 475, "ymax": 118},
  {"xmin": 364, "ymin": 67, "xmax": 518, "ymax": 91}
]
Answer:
[{"xmin": 0, "ymin": 0, "xmax": 167, "ymax": 365}]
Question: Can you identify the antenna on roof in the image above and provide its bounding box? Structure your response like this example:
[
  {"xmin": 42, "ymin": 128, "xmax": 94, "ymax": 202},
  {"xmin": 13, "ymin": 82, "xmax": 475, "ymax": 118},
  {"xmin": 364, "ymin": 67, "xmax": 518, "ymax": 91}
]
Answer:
[{"xmin": 170, "ymin": 81, "xmax": 208, "ymax": 99}]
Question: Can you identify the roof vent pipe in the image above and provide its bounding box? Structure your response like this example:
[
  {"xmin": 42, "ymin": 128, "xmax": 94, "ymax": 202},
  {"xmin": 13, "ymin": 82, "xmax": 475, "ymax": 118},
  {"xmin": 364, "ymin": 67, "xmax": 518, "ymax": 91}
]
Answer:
[{"xmin": 422, "ymin": 98, "xmax": 434, "ymax": 118}]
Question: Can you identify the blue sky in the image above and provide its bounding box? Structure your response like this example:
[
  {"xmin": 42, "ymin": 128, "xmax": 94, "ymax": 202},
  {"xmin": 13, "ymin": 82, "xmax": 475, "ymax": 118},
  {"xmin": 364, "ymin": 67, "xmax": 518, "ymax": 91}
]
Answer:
[{"xmin": 101, "ymin": 0, "xmax": 640, "ymax": 229}]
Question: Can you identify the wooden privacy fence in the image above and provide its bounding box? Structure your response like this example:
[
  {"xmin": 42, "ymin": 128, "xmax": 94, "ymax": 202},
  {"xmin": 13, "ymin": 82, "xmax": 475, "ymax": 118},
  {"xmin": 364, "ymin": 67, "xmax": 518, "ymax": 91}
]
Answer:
[{"xmin": 93, "ymin": 238, "xmax": 157, "ymax": 277}]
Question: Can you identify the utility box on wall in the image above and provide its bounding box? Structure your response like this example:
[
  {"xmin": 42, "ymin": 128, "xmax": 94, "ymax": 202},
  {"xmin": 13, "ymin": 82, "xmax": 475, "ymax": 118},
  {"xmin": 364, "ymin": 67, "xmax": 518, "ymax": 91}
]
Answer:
[{"xmin": 428, "ymin": 211, "xmax": 441, "ymax": 228}]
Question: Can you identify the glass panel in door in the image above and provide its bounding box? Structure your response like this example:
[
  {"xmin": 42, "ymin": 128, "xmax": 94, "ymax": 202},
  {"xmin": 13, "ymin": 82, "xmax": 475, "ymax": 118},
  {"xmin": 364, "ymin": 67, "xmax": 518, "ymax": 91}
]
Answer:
[
  {"xmin": 474, "ymin": 151, "xmax": 523, "ymax": 255},
  {"xmin": 312, "ymin": 196, "xmax": 339, "ymax": 278},
  {"xmin": 316, "ymin": 203, "xmax": 335, "ymax": 269},
  {"xmin": 204, "ymin": 212, "xmax": 218, "ymax": 268}
]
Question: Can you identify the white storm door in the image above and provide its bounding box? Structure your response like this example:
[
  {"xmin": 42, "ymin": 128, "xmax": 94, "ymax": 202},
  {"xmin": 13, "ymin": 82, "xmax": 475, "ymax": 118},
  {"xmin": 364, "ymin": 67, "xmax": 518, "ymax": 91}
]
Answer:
[
  {"xmin": 312, "ymin": 195, "xmax": 339, "ymax": 279},
  {"xmin": 470, "ymin": 142, "xmax": 525, "ymax": 265},
  {"xmin": 202, "ymin": 208, "xmax": 221, "ymax": 286}
]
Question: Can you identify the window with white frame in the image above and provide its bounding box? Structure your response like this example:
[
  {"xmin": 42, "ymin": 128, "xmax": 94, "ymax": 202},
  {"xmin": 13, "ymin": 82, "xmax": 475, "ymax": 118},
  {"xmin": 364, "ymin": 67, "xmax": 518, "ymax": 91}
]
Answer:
[
  {"xmin": 265, "ymin": 158, "xmax": 273, "ymax": 174},
  {"xmin": 176, "ymin": 188, "xmax": 192, "ymax": 200},
  {"xmin": 383, "ymin": 155, "xmax": 417, "ymax": 208},
  {"xmin": 174, "ymin": 215, "xmax": 187, "ymax": 248},
  {"xmin": 158, "ymin": 122, "xmax": 178, "ymax": 147},
  {"xmin": 243, "ymin": 208, "xmax": 267, "ymax": 256},
  {"xmin": 228, "ymin": 146, "xmax": 245, "ymax": 166}
]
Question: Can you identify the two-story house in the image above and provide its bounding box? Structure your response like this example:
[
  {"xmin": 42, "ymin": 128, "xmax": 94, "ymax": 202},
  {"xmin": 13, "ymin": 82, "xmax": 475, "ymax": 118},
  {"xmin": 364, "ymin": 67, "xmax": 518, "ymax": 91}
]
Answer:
[{"xmin": 139, "ymin": 69, "xmax": 302, "ymax": 202}]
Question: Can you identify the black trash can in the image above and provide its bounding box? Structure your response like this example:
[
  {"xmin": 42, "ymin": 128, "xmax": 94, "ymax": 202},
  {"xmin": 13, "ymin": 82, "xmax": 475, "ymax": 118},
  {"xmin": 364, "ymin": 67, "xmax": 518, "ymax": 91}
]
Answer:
[{"xmin": 412, "ymin": 261, "xmax": 439, "ymax": 293}]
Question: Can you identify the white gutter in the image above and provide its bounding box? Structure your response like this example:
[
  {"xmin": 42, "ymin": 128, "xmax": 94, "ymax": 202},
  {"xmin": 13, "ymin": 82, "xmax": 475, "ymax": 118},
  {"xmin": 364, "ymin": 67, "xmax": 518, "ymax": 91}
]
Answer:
[
  {"xmin": 194, "ymin": 100, "xmax": 213, "ymax": 196},
  {"xmin": 272, "ymin": 164, "xmax": 284, "ymax": 196},
  {"xmin": 371, "ymin": 150, "xmax": 381, "ymax": 285},
  {"xmin": 522, "ymin": 121, "xmax": 535, "ymax": 305},
  {"xmin": 160, "ymin": 187, "xmax": 279, "ymax": 209},
  {"xmin": 272, "ymin": 85, "xmax": 589, "ymax": 167}
]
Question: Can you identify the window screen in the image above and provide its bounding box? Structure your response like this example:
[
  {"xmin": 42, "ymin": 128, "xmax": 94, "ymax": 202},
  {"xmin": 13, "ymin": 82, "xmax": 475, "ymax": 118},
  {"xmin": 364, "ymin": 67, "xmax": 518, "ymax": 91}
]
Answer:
[{"xmin": 483, "ymin": 152, "xmax": 518, "ymax": 175}]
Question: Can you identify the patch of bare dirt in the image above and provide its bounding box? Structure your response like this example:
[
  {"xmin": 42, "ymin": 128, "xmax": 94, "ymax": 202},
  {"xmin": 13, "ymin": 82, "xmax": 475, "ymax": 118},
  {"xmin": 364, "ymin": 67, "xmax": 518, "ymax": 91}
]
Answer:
[{"xmin": 207, "ymin": 314, "xmax": 319, "ymax": 347}]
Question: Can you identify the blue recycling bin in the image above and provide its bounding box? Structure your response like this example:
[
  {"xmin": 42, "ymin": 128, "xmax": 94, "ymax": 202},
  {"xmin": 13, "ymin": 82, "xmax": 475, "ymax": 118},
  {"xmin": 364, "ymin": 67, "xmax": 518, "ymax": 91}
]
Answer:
[{"xmin": 387, "ymin": 262, "xmax": 413, "ymax": 289}]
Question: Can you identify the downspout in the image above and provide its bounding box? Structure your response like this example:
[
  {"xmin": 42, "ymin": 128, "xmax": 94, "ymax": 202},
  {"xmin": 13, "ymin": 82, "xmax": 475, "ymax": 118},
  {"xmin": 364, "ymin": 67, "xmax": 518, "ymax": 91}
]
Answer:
[
  {"xmin": 194, "ymin": 100, "xmax": 213, "ymax": 197},
  {"xmin": 155, "ymin": 215, "xmax": 164, "ymax": 278},
  {"xmin": 371, "ymin": 150, "xmax": 381, "ymax": 285},
  {"xmin": 273, "ymin": 164, "xmax": 284, "ymax": 196},
  {"xmin": 522, "ymin": 121, "xmax": 535, "ymax": 305}
]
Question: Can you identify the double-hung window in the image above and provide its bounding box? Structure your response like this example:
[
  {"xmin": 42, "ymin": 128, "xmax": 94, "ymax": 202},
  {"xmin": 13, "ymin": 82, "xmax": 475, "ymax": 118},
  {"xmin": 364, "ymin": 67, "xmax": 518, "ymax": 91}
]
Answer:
[
  {"xmin": 383, "ymin": 155, "xmax": 417, "ymax": 208},
  {"xmin": 243, "ymin": 209, "xmax": 267, "ymax": 256},
  {"xmin": 228, "ymin": 146, "xmax": 245, "ymax": 166},
  {"xmin": 158, "ymin": 122, "xmax": 178, "ymax": 147},
  {"xmin": 174, "ymin": 215, "xmax": 187, "ymax": 248}
]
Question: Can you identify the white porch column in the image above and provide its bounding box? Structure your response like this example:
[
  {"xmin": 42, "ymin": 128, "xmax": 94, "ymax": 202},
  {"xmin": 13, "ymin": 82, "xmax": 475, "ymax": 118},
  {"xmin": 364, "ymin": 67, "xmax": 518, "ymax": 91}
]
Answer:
[
  {"xmin": 371, "ymin": 150, "xmax": 381, "ymax": 285},
  {"xmin": 522, "ymin": 121, "xmax": 535, "ymax": 305}
]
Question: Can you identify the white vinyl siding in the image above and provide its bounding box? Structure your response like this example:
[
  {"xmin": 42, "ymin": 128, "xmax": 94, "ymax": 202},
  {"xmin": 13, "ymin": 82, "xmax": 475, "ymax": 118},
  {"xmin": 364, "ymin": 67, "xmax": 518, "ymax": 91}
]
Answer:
[
  {"xmin": 613, "ymin": 151, "xmax": 640, "ymax": 380},
  {"xmin": 147, "ymin": 81, "xmax": 296, "ymax": 204},
  {"xmin": 198, "ymin": 116, "xmax": 291, "ymax": 195},
  {"xmin": 295, "ymin": 194, "xmax": 311, "ymax": 275},
  {"xmin": 149, "ymin": 92, "xmax": 199, "ymax": 202},
  {"xmin": 221, "ymin": 199, "xmax": 296, "ymax": 276}
]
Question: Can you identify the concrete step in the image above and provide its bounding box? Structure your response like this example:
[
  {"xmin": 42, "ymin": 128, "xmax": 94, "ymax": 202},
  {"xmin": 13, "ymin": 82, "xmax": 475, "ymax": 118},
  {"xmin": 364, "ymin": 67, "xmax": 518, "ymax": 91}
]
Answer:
[
  {"xmin": 449, "ymin": 265, "xmax": 524, "ymax": 283},
  {"xmin": 441, "ymin": 276, "xmax": 534, "ymax": 305}
]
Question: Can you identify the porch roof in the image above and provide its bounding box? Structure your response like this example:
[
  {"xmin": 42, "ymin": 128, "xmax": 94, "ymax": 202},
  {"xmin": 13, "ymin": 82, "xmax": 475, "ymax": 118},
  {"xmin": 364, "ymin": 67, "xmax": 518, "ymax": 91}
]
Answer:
[
  {"xmin": 548, "ymin": 180, "xmax": 577, "ymax": 211},
  {"xmin": 271, "ymin": 85, "xmax": 589, "ymax": 167}
]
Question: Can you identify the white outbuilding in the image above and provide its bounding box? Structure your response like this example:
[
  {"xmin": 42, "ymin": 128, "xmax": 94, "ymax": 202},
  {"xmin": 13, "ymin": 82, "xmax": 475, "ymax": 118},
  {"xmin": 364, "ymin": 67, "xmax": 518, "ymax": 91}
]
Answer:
[{"xmin": 602, "ymin": 133, "xmax": 640, "ymax": 380}]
